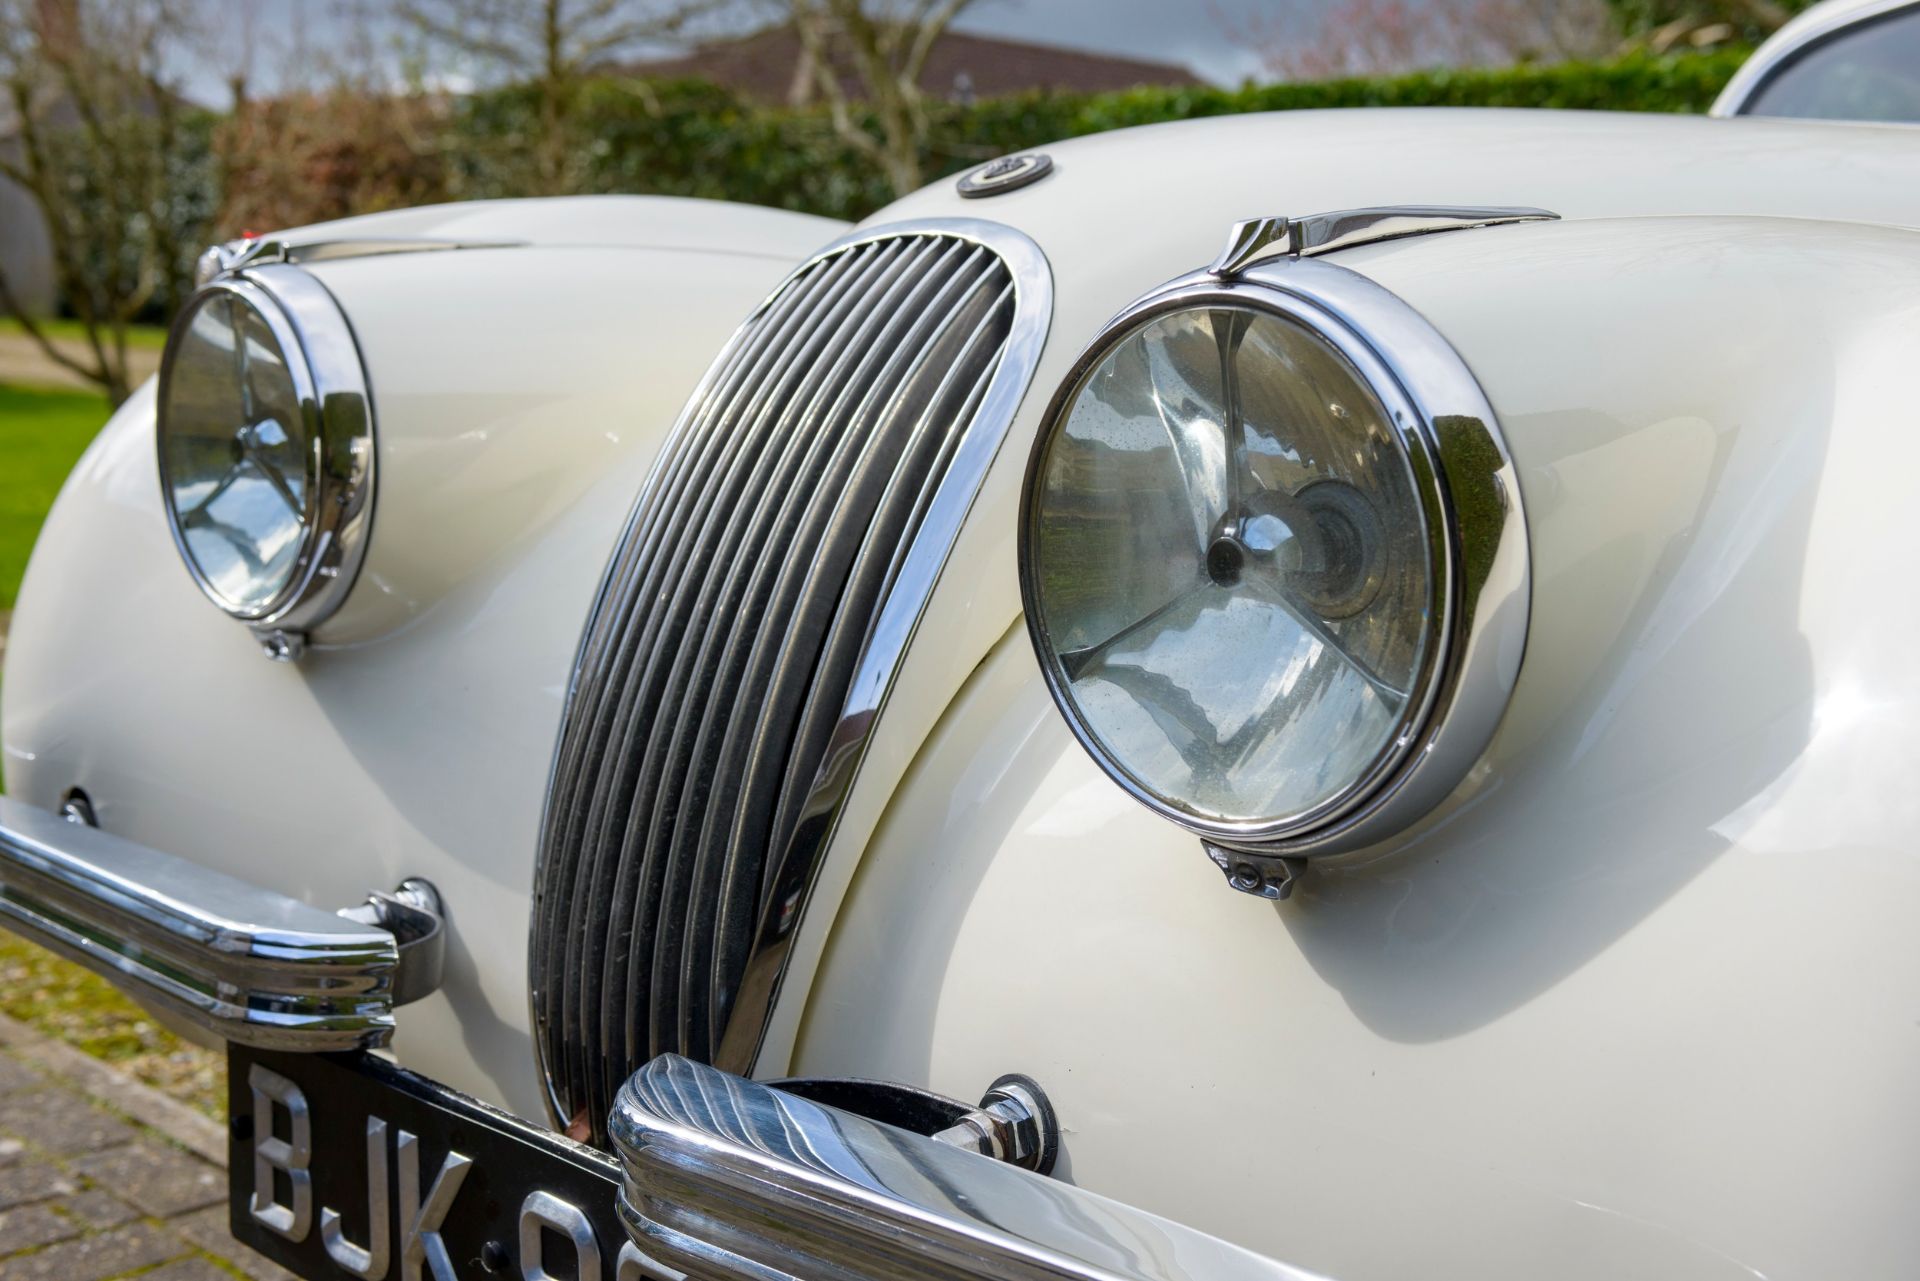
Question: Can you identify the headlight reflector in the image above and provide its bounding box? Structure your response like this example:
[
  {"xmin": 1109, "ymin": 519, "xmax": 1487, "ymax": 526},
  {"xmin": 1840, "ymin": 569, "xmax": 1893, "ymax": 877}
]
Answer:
[
  {"xmin": 1029, "ymin": 303, "xmax": 1433, "ymax": 831},
  {"xmin": 157, "ymin": 266, "xmax": 374, "ymax": 645},
  {"xmin": 161, "ymin": 288, "xmax": 314, "ymax": 614},
  {"xmin": 1021, "ymin": 261, "xmax": 1527, "ymax": 860}
]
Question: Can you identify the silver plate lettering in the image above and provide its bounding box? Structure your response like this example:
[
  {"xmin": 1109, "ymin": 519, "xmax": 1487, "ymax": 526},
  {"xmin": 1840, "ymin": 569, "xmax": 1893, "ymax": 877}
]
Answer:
[
  {"xmin": 248, "ymin": 1064, "xmax": 312, "ymax": 1241},
  {"xmin": 320, "ymin": 1115, "xmax": 390, "ymax": 1277},
  {"xmin": 397, "ymin": 1128, "xmax": 472, "ymax": 1281}
]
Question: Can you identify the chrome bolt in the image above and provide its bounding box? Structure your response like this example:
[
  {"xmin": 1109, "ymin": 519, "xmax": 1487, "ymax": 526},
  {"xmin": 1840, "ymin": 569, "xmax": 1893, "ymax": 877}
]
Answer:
[{"xmin": 257, "ymin": 629, "xmax": 307, "ymax": 663}]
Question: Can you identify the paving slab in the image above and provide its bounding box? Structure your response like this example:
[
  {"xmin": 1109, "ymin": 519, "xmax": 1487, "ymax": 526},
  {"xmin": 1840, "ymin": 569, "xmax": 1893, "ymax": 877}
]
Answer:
[
  {"xmin": 58, "ymin": 1188, "xmax": 136, "ymax": 1230},
  {"xmin": 0, "ymin": 1159, "xmax": 76, "ymax": 1212},
  {"xmin": 171, "ymin": 1206, "xmax": 301, "ymax": 1281},
  {"xmin": 0, "ymin": 1204, "xmax": 77, "ymax": 1255},
  {"xmin": 0, "ymin": 1088, "xmax": 139, "ymax": 1156},
  {"xmin": 0, "ymin": 1220, "xmax": 185, "ymax": 1279},
  {"xmin": 142, "ymin": 1259, "xmax": 241, "ymax": 1281},
  {"xmin": 72, "ymin": 1143, "xmax": 223, "ymax": 1218},
  {"xmin": 0, "ymin": 1061, "xmax": 41, "ymax": 1100},
  {"xmin": 0, "ymin": 1018, "xmax": 225, "ymax": 1164},
  {"xmin": 0, "ymin": 1014, "xmax": 294, "ymax": 1281}
]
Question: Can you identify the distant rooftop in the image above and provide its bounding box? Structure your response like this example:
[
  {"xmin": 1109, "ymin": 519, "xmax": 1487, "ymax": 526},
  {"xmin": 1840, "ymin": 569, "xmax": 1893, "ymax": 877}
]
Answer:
[{"xmin": 624, "ymin": 24, "xmax": 1202, "ymax": 105}]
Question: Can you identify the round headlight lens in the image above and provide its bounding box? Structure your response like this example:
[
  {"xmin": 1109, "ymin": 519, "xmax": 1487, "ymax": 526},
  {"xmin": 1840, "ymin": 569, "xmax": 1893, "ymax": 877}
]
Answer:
[
  {"xmin": 1025, "ymin": 299, "xmax": 1439, "ymax": 838},
  {"xmin": 157, "ymin": 264, "xmax": 374, "ymax": 644},
  {"xmin": 159, "ymin": 288, "xmax": 315, "ymax": 615}
]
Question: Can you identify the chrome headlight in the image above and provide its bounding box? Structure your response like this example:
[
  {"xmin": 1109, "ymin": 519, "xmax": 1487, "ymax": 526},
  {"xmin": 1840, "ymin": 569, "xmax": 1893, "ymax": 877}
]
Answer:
[
  {"xmin": 157, "ymin": 265, "xmax": 374, "ymax": 657},
  {"xmin": 1020, "ymin": 259, "xmax": 1527, "ymax": 883}
]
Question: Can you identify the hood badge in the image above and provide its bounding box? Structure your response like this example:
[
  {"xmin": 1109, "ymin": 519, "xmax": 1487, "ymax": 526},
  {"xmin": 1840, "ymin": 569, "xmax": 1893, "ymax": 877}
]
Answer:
[{"xmin": 958, "ymin": 152, "xmax": 1054, "ymax": 199}]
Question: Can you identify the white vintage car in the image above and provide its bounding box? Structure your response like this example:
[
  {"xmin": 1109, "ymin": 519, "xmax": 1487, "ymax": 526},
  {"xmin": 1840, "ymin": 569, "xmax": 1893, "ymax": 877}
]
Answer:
[{"xmin": 3, "ymin": 3, "xmax": 1918, "ymax": 1278}]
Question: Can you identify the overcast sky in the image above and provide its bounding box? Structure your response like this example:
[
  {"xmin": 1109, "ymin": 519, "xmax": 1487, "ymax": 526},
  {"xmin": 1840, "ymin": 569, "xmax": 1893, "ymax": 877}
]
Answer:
[{"xmin": 173, "ymin": 0, "xmax": 1293, "ymax": 104}]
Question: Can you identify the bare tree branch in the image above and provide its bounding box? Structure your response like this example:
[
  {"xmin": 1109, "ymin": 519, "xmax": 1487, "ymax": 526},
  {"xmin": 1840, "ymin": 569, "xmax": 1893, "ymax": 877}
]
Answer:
[
  {"xmin": 400, "ymin": 0, "xmax": 725, "ymax": 193},
  {"xmin": 783, "ymin": 0, "xmax": 974, "ymax": 196},
  {"xmin": 0, "ymin": 266, "xmax": 109, "ymax": 385},
  {"xmin": 791, "ymin": 0, "xmax": 888, "ymax": 169},
  {"xmin": 0, "ymin": 0, "xmax": 208, "ymax": 404}
]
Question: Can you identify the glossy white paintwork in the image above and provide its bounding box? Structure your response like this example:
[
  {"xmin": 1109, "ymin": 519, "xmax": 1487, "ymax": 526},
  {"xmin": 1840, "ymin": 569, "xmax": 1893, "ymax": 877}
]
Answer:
[
  {"xmin": 5, "ymin": 109, "xmax": 1920, "ymax": 1279},
  {"xmin": 1, "ymin": 197, "xmax": 843, "ymax": 1115},
  {"xmin": 755, "ymin": 106, "xmax": 1920, "ymax": 1077},
  {"xmin": 796, "ymin": 212, "xmax": 1920, "ymax": 1280}
]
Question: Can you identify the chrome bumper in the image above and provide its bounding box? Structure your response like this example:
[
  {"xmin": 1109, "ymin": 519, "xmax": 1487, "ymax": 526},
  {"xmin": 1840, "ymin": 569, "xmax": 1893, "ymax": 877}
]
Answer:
[
  {"xmin": 0, "ymin": 796, "xmax": 442, "ymax": 1051},
  {"xmin": 612, "ymin": 1055, "xmax": 1329, "ymax": 1281}
]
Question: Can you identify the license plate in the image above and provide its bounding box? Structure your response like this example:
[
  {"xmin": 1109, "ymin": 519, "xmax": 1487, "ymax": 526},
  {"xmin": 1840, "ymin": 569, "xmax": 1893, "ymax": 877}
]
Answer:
[{"xmin": 228, "ymin": 1045, "xmax": 635, "ymax": 1280}]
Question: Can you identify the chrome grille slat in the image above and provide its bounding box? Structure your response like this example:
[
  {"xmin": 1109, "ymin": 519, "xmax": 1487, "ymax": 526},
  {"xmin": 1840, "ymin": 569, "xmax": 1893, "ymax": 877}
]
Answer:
[
  {"xmin": 621, "ymin": 240, "xmax": 964, "ymax": 1069},
  {"xmin": 542, "ymin": 248, "xmax": 873, "ymax": 1112},
  {"xmin": 727, "ymin": 270, "xmax": 1012, "ymax": 919},
  {"xmin": 651, "ymin": 245, "xmax": 990, "ymax": 1056},
  {"xmin": 533, "ymin": 223, "xmax": 1049, "ymax": 1143},
  {"xmin": 762, "ymin": 281, "xmax": 1016, "ymax": 876},
  {"xmin": 555, "ymin": 243, "xmax": 898, "ymax": 1120},
  {"xmin": 559, "ymin": 243, "xmax": 896, "ymax": 1116},
  {"xmin": 706, "ymin": 288, "xmax": 1016, "ymax": 1073},
  {"xmin": 672, "ymin": 251, "xmax": 1002, "ymax": 1054}
]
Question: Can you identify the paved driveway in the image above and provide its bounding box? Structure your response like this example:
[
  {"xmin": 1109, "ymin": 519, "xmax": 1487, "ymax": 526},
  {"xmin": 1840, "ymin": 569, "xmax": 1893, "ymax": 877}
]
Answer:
[{"xmin": 0, "ymin": 1016, "xmax": 288, "ymax": 1281}]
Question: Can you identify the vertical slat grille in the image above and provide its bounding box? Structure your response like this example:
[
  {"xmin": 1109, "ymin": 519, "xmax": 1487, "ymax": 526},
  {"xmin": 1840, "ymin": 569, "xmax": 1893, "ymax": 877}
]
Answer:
[{"xmin": 532, "ymin": 230, "xmax": 1026, "ymax": 1142}]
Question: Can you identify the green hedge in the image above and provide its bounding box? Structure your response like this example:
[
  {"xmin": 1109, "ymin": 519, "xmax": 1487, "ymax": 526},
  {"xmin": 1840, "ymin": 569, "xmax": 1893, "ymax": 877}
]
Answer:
[
  {"xmin": 449, "ymin": 47, "xmax": 1751, "ymax": 221},
  {"xmin": 956, "ymin": 47, "xmax": 1750, "ymax": 141}
]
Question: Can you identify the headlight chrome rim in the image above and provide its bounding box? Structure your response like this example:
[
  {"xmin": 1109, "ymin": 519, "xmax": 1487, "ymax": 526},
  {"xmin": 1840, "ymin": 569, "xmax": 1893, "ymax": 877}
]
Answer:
[
  {"xmin": 157, "ymin": 263, "xmax": 375, "ymax": 637},
  {"xmin": 1019, "ymin": 257, "xmax": 1528, "ymax": 859}
]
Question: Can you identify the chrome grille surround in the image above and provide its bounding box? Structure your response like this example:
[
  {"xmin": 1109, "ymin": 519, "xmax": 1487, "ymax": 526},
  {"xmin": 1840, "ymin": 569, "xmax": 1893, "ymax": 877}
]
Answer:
[{"xmin": 532, "ymin": 219, "xmax": 1052, "ymax": 1140}]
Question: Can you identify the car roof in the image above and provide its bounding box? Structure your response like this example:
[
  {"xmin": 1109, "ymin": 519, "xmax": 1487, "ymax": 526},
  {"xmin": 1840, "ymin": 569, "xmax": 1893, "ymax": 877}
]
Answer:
[{"xmin": 1711, "ymin": 0, "xmax": 1920, "ymax": 116}]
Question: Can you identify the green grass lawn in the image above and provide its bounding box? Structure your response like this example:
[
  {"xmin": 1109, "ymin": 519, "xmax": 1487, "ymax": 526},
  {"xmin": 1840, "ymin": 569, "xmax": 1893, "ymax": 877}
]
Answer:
[
  {"xmin": 0, "ymin": 383, "xmax": 113, "ymax": 611},
  {"xmin": 0, "ymin": 315, "xmax": 168, "ymax": 351}
]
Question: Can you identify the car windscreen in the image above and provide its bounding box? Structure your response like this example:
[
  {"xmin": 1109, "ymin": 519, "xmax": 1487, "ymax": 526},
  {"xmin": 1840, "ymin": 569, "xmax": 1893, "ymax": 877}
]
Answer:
[{"xmin": 1742, "ymin": 3, "xmax": 1920, "ymax": 122}]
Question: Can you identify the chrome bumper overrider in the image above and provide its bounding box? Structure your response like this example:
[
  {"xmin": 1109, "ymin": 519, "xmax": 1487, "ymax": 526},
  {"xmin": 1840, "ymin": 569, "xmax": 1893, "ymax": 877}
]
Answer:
[
  {"xmin": 612, "ymin": 1055, "xmax": 1330, "ymax": 1281},
  {"xmin": 0, "ymin": 797, "xmax": 442, "ymax": 1050}
]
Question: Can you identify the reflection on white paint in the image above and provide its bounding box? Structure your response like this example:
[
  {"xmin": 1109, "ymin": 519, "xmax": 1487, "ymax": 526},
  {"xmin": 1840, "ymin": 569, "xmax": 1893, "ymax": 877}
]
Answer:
[
  {"xmin": 1712, "ymin": 680, "xmax": 1907, "ymax": 854},
  {"xmin": 1023, "ymin": 771, "xmax": 1129, "ymax": 840}
]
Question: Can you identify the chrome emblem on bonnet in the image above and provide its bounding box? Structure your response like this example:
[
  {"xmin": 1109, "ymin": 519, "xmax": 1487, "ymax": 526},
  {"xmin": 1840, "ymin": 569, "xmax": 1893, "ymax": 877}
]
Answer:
[{"xmin": 957, "ymin": 152, "xmax": 1054, "ymax": 197}]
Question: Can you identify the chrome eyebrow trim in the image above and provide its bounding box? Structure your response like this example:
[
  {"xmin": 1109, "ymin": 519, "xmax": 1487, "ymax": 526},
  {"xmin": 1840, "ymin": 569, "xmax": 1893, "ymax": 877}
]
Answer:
[
  {"xmin": 1210, "ymin": 206, "xmax": 1558, "ymax": 277},
  {"xmin": 197, "ymin": 236, "xmax": 523, "ymax": 286}
]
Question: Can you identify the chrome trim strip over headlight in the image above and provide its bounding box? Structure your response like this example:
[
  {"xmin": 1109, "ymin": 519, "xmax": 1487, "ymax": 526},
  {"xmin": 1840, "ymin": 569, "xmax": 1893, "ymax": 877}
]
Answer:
[
  {"xmin": 0, "ymin": 796, "xmax": 439, "ymax": 1051},
  {"xmin": 611, "ymin": 1054, "xmax": 1330, "ymax": 1281},
  {"xmin": 196, "ymin": 234, "xmax": 523, "ymax": 286}
]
